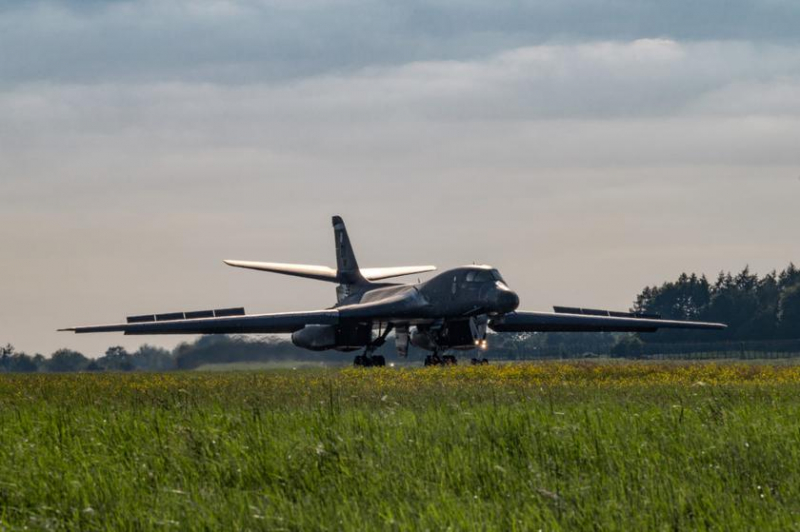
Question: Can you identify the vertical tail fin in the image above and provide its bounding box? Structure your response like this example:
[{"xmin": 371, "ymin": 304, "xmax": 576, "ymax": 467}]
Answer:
[
  {"xmin": 332, "ymin": 216, "xmax": 366, "ymax": 300},
  {"xmin": 332, "ymin": 216, "xmax": 359, "ymax": 273}
]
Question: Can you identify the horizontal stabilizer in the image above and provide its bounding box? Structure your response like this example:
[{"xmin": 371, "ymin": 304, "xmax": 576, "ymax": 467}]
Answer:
[
  {"xmin": 360, "ymin": 265, "xmax": 437, "ymax": 281},
  {"xmin": 224, "ymin": 261, "xmax": 338, "ymax": 282},
  {"xmin": 224, "ymin": 260, "xmax": 435, "ymax": 283}
]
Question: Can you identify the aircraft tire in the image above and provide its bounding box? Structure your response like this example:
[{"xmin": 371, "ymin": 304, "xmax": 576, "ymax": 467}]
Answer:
[{"xmin": 373, "ymin": 355, "xmax": 386, "ymax": 367}]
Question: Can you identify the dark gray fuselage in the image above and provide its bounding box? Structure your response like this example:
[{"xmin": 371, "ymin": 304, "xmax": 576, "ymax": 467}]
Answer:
[
  {"xmin": 335, "ymin": 265, "xmax": 519, "ymax": 323},
  {"xmin": 290, "ymin": 265, "xmax": 519, "ymax": 352}
]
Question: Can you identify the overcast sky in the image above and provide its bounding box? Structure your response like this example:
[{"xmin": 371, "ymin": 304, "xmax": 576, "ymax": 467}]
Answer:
[{"xmin": 1, "ymin": 0, "xmax": 799, "ymax": 356}]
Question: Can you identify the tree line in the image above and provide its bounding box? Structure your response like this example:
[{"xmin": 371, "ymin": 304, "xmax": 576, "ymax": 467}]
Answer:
[
  {"xmin": 0, "ymin": 344, "xmax": 176, "ymax": 373},
  {"xmin": 3, "ymin": 263, "xmax": 799, "ymax": 371},
  {"xmin": 633, "ymin": 263, "xmax": 800, "ymax": 342},
  {"xmin": 0, "ymin": 336, "xmax": 361, "ymax": 373}
]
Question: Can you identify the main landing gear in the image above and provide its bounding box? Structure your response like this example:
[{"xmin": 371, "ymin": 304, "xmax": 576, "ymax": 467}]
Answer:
[
  {"xmin": 422, "ymin": 354, "xmax": 489, "ymax": 366},
  {"xmin": 423, "ymin": 352, "xmax": 458, "ymax": 366},
  {"xmin": 353, "ymin": 324, "xmax": 393, "ymax": 367},
  {"xmin": 354, "ymin": 354, "xmax": 386, "ymax": 367}
]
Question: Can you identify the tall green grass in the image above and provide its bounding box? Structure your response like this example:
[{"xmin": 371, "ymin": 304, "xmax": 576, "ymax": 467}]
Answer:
[{"xmin": 1, "ymin": 367, "xmax": 799, "ymax": 530}]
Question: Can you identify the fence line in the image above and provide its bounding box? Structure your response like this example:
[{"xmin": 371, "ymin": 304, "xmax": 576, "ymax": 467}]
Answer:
[{"xmin": 510, "ymin": 339, "xmax": 800, "ymax": 361}]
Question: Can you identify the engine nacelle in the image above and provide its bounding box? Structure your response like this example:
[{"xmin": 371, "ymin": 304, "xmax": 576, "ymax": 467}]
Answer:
[
  {"xmin": 291, "ymin": 324, "xmax": 372, "ymax": 352},
  {"xmin": 291, "ymin": 325, "xmax": 337, "ymax": 351}
]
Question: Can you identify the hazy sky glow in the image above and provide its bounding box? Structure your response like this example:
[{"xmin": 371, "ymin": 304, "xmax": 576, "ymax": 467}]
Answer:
[{"xmin": 1, "ymin": 0, "xmax": 799, "ymax": 355}]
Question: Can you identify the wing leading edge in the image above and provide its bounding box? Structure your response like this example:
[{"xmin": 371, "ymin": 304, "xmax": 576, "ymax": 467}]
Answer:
[
  {"xmin": 490, "ymin": 311, "xmax": 726, "ymax": 333},
  {"xmin": 60, "ymin": 310, "xmax": 339, "ymax": 335}
]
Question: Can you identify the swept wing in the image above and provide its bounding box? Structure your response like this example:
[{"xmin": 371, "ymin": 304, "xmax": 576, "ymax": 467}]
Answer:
[
  {"xmin": 60, "ymin": 310, "xmax": 338, "ymax": 335},
  {"xmin": 490, "ymin": 309, "xmax": 726, "ymax": 333}
]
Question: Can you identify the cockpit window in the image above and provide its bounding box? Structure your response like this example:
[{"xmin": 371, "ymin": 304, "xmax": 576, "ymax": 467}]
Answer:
[
  {"xmin": 474, "ymin": 270, "xmax": 493, "ymax": 283},
  {"xmin": 464, "ymin": 270, "xmax": 505, "ymax": 283},
  {"xmin": 466, "ymin": 269, "xmax": 504, "ymax": 283}
]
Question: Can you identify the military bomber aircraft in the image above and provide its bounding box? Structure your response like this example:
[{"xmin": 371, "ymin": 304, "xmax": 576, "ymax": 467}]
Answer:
[{"xmin": 61, "ymin": 216, "xmax": 726, "ymax": 366}]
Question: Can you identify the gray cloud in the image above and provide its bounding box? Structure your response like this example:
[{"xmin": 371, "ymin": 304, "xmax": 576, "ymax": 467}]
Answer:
[
  {"xmin": 3, "ymin": 40, "xmax": 800, "ymax": 163},
  {"xmin": 2, "ymin": 0, "xmax": 800, "ymax": 86}
]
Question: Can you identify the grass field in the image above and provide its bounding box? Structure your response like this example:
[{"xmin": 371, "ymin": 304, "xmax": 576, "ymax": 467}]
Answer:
[{"xmin": 3, "ymin": 362, "xmax": 800, "ymax": 530}]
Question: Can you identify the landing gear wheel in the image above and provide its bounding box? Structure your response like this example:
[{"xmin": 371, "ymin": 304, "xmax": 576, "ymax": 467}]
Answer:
[
  {"xmin": 355, "ymin": 324, "xmax": 394, "ymax": 368},
  {"xmin": 443, "ymin": 355, "xmax": 457, "ymax": 365},
  {"xmin": 481, "ymin": 358, "xmax": 489, "ymax": 365},
  {"xmin": 424, "ymin": 354, "xmax": 445, "ymax": 366}
]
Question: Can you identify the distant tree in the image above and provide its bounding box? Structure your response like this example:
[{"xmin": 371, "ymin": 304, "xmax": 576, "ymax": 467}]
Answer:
[
  {"xmin": 709, "ymin": 267, "xmax": 762, "ymax": 340},
  {"xmin": 779, "ymin": 283, "xmax": 800, "ymax": 339},
  {"xmin": 0, "ymin": 344, "xmax": 14, "ymax": 372},
  {"xmin": 611, "ymin": 335, "xmax": 645, "ymax": 358},
  {"xmin": 734, "ymin": 266, "xmax": 758, "ymax": 292},
  {"xmin": 47, "ymin": 349, "xmax": 89, "ymax": 372},
  {"xmin": 8, "ymin": 353, "xmax": 38, "ymax": 373},
  {"xmin": 131, "ymin": 345, "xmax": 175, "ymax": 371},
  {"xmin": 97, "ymin": 346, "xmax": 134, "ymax": 371},
  {"xmin": 779, "ymin": 263, "xmax": 800, "ymax": 289},
  {"xmin": 747, "ymin": 272, "xmax": 781, "ymax": 340},
  {"xmin": 85, "ymin": 360, "xmax": 103, "ymax": 372}
]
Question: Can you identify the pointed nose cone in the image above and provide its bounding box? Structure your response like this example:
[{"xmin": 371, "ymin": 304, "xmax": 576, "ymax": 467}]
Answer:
[{"xmin": 496, "ymin": 287, "xmax": 520, "ymax": 314}]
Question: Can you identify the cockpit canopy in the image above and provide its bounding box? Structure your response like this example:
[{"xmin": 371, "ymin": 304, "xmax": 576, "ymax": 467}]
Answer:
[{"xmin": 465, "ymin": 269, "xmax": 506, "ymax": 284}]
